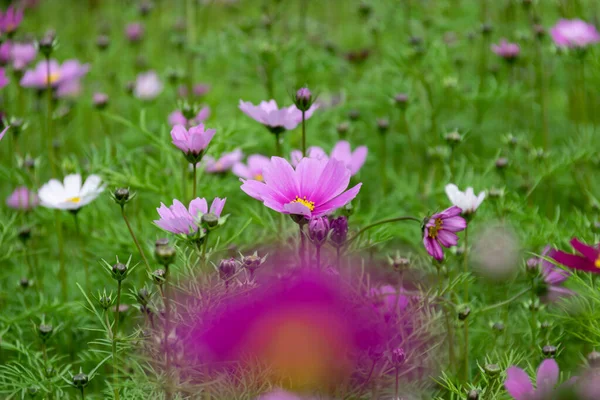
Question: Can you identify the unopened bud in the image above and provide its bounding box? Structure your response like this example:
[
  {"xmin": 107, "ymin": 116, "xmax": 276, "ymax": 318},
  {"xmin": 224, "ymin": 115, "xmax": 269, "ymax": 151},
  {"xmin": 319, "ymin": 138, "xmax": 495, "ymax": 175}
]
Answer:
[
  {"xmin": 111, "ymin": 263, "xmax": 128, "ymax": 281},
  {"xmin": 587, "ymin": 351, "xmax": 600, "ymax": 368},
  {"xmin": 467, "ymin": 389, "xmax": 479, "ymax": 400},
  {"xmin": 72, "ymin": 373, "xmax": 89, "ymax": 389},
  {"xmin": 495, "ymin": 157, "xmax": 509, "ymax": 170},
  {"xmin": 113, "ymin": 188, "xmax": 130, "ymax": 206},
  {"xmin": 294, "ymin": 87, "xmax": 312, "ymax": 112},
  {"xmin": 377, "ymin": 118, "xmax": 390, "ymax": 134},
  {"xmin": 136, "ymin": 288, "xmax": 151, "ymax": 306},
  {"xmin": 38, "ymin": 324, "xmax": 53, "ymax": 341},
  {"xmin": 336, "ymin": 122, "xmax": 349, "ymax": 138},
  {"xmin": 484, "ymin": 363, "xmax": 501, "ymax": 376},
  {"xmin": 219, "ymin": 258, "xmax": 237, "ymax": 282},
  {"xmin": 389, "ymin": 348, "xmax": 406, "ymax": 367},
  {"xmin": 542, "ymin": 345, "xmax": 557, "ymax": 357},
  {"xmin": 201, "ymin": 213, "xmax": 219, "ymax": 229},
  {"xmin": 458, "ymin": 306, "xmax": 471, "ymax": 321},
  {"xmin": 155, "ymin": 245, "xmax": 176, "ymax": 266},
  {"xmin": 152, "ymin": 269, "xmax": 166, "ymax": 285}
]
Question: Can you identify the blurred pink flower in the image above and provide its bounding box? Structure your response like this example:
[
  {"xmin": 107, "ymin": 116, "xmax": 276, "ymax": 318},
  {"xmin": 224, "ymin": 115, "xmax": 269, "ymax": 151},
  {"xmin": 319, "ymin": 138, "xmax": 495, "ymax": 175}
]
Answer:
[
  {"xmin": 528, "ymin": 246, "xmax": 573, "ymax": 303},
  {"xmin": 0, "ymin": 125, "xmax": 8, "ymax": 141},
  {"xmin": 290, "ymin": 141, "xmax": 367, "ymax": 176},
  {"xmin": 154, "ymin": 197, "xmax": 226, "ymax": 234},
  {"xmin": 232, "ymin": 154, "xmax": 271, "ymax": 181},
  {"xmin": 240, "ymin": 156, "xmax": 361, "ymax": 217},
  {"xmin": 177, "ymin": 83, "xmax": 211, "ymax": 98},
  {"xmin": 10, "ymin": 41, "xmax": 36, "ymax": 70},
  {"xmin": 6, "ymin": 186, "xmax": 39, "ymax": 210},
  {"xmin": 125, "ymin": 22, "xmax": 144, "ymax": 43},
  {"xmin": 0, "ymin": 68, "xmax": 8, "ymax": 89},
  {"xmin": 491, "ymin": 39, "xmax": 520, "ymax": 60},
  {"xmin": 168, "ymin": 106, "xmax": 210, "ymax": 127},
  {"xmin": 170, "ymin": 123, "xmax": 216, "ymax": 162},
  {"xmin": 204, "ymin": 148, "xmax": 243, "ymax": 173},
  {"xmin": 423, "ymin": 206, "xmax": 467, "ymax": 261},
  {"xmin": 550, "ymin": 19, "xmax": 600, "ymax": 48},
  {"xmin": 20, "ymin": 59, "xmax": 89, "ymax": 91},
  {"xmin": 505, "ymin": 359, "xmax": 565, "ymax": 399},
  {"xmin": 134, "ymin": 70, "xmax": 163, "ymax": 100},
  {"xmin": 0, "ymin": 41, "xmax": 11, "ymax": 65},
  {"xmin": 0, "ymin": 6, "xmax": 23, "ymax": 35},
  {"xmin": 239, "ymin": 99, "xmax": 318, "ymax": 132},
  {"xmin": 290, "ymin": 146, "xmax": 327, "ymax": 167}
]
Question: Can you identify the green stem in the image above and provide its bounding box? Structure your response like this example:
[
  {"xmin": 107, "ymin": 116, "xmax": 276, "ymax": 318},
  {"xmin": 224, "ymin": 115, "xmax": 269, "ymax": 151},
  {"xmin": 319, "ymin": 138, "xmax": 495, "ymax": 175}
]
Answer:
[
  {"xmin": 201, "ymin": 233, "xmax": 209, "ymax": 268},
  {"xmin": 164, "ymin": 265, "xmax": 173, "ymax": 400},
  {"xmin": 345, "ymin": 216, "xmax": 421, "ymax": 246},
  {"xmin": 301, "ymin": 111, "xmax": 306, "ymax": 157},
  {"xmin": 192, "ymin": 163, "xmax": 197, "ymax": 199},
  {"xmin": 380, "ymin": 133, "xmax": 387, "ymax": 194},
  {"xmin": 463, "ymin": 226, "xmax": 470, "ymax": 382},
  {"xmin": 45, "ymin": 56, "xmax": 56, "ymax": 176},
  {"xmin": 121, "ymin": 206, "xmax": 152, "ymax": 273},
  {"xmin": 274, "ymin": 132, "xmax": 282, "ymax": 157},
  {"xmin": 72, "ymin": 212, "xmax": 88, "ymax": 290},
  {"xmin": 112, "ymin": 280, "xmax": 122, "ymax": 400},
  {"xmin": 56, "ymin": 211, "xmax": 66, "ymax": 301},
  {"xmin": 476, "ymin": 287, "xmax": 531, "ymax": 314}
]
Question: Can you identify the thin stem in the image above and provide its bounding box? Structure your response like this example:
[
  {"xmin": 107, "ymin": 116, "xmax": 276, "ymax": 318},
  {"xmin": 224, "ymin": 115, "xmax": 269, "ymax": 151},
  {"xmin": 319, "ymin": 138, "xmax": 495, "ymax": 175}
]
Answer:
[
  {"xmin": 301, "ymin": 111, "xmax": 306, "ymax": 157},
  {"xmin": 112, "ymin": 280, "xmax": 122, "ymax": 400},
  {"xmin": 395, "ymin": 367, "xmax": 399, "ymax": 400},
  {"xmin": 274, "ymin": 132, "xmax": 282, "ymax": 157},
  {"xmin": 315, "ymin": 245, "xmax": 321, "ymax": 269},
  {"xmin": 476, "ymin": 287, "xmax": 531, "ymax": 314},
  {"xmin": 192, "ymin": 163, "xmax": 197, "ymax": 199},
  {"xmin": 463, "ymin": 226, "xmax": 470, "ymax": 382},
  {"xmin": 45, "ymin": 56, "xmax": 56, "ymax": 176},
  {"xmin": 80, "ymin": 388, "xmax": 85, "ymax": 400},
  {"xmin": 335, "ymin": 246, "xmax": 341, "ymax": 269},
  {"xmin": 299, "ymin": 224, "xmax": 306, "ymax": 268},
  {"xmin": 380, "ymin": 133, "xmax": 387, "ymax": 194},
  {"xmin": 56, "ymin": 211, "xmax": 67, "ymax": 301},
  {"xmin": 121, "ymin": 206, "xmax": 152, "ymax": 273},
  {"xmin": 201, "ymin": 234, "xmax": 209, "ymax": 268},
  {"xmin": 345, "ymin": 216, "xmax": 421, "ymax": 246},
  {"xmin": 164, "ymin": 265, "xmax": 173, "ymax": 400}
]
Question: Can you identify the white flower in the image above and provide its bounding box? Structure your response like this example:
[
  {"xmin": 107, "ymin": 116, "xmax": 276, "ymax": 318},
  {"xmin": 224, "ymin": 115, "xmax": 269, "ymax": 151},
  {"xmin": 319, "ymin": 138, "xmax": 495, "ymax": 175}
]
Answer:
[
  {"xmin": 39, "ymin": 174, "xmax": 105, "ymax": 210},
  {"xmin": 445, "ymin": 183, "xmax": 485, "ymax": 215},
  {"xmin": 134, "ymin": 71, "xmax": 163, "ymax": 101}
]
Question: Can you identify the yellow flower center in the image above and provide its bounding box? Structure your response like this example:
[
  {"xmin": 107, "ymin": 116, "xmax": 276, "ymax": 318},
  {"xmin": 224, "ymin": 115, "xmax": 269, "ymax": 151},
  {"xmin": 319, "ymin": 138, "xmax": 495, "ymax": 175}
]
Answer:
[
  {"xmin": 254, "ymin": 173, "xmax": 264, "ymax": 182},
  {"xmin": 595, "ymin": 255, "xmax": 600, "ymax": 269},
  {"xmin": 47, "ymin": 72, "xmax": 60, "ymax": 84},
  {"xmin": 428, "ymin": 218, "xmax": 443, "ymax": 239},
  {"xmin": 293, "ymin": 196, "xmax": 315, "ymax": 211},
  {"xmin": 67, "ymin": 196, "xmax": 81, "ymax": 204}
]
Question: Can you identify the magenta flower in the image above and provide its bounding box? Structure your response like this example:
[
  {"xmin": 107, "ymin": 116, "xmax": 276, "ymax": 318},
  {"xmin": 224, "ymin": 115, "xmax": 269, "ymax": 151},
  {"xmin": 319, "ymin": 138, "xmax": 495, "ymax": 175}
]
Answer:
[
  {"xmin": 10, "ymin": 42, "xmax": 36, "ymax": 70},
  {"xmin": 0, "ymin": 125, "xmax": 8, "ymax": 141},
  {"xmin": 550, "ymin": 19, "xmax": 600, "ymax": 48},
  {"xmin": 491, "ymin": 39, "xmax": 520, "ymax": 60},
  {"xmin": 6, "ymin": 186, "xmax": 39, "ymax": 210},
  {"xmin": 154, "ymin": 197, "xmax": 226, "ymax": 234},
  {"xmin": 133, "ymin": 70, "xmax": 163, "ymax": 100},
  {"xmin": 552, "ymin": 238, "xmax": 600, "ymax": 273},
  {"xmin": 0, "ymin": 6, "xmax": 23, "ymax": 35},
  {"xmin": 423, "ymin": 206, "xmax": 467, "ymax": 260},
  {"xmin": 0, "ymin": 67, "xmax": 8, "ymax": 89},
  {"xmin": 0, "ymin": 41, "xmax": 11, "ymax": 65},
  {"xmin": 528, "ymin": 246, "xmax": 573, "ymax": 303},
  {"xmin": 170, "ymin": 123, "xmax": 216, "ymax": 163},
  {"xmin": 331, "ymin": 140, "xmax": 368, "ymax": 175},
  {"xmin": 20, "ymin": 59, "xmax": 89, "ymax": 91},
  {"xmin": 204, "ymin": 148, "xmax": 243, "ymax": 173},
  {"xmin": 168, "ymin": 106, "xmax": 210, "ymax": 127},
  {"xmin": 240, "ymin": 156, "xmax": 362, "ymax": 218},
  {"xmin": 125, "ymin": 22, "xmax": 144, "ymax": 43},
  {"xmin": 504, "ymin": 359, "xmax": 562, "ymax": 399},
  {"xmin": 290, "ymin": 146, "xmax": 327, "ymax": 167},
  {"xmin": 232, "ymin": 154, "xmax": 271, "ymax": 181},
  {"xmin": 239, "ymin": 99, "xmax": 318, "ymax": 132}
]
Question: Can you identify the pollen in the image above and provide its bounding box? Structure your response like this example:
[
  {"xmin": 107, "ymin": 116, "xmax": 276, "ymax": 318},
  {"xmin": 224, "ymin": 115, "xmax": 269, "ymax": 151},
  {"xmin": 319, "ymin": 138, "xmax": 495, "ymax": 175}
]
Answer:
[
  {"xmin": 254, "ymin": 173, "xmax": 264, "ymax": 182},
  {"xmin": 67, "ymin": 197, "xmax": 82, "ymax": 203},
  {"xmin": 293, "ymin": 196, "xmax": 315, "ymax": 211},
  {"xmin": 595, "ymin": 255, "xmax": 600, "ymax": 269},
  {"xmin": 46, "ymin": 72, "xmax": 60, "ymax": 84},
  {"xmin": 428, "ymin": 218, "xmax": 443, "ymax": 239}
]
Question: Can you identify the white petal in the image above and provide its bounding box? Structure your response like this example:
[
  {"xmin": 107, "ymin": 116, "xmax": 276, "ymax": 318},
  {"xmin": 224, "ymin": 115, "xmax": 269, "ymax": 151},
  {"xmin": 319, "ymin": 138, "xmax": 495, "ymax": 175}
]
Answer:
[
  {"xmin": 63, "ymin": 174, "xmax": 82, "ymax": 198},
  {"xmin": 475, "ymin": 191, "xmax": 486, "ymax": 209},
  {"xmin": 445, "ymin": 183, "xmax": 461, "ymax": 206},
  {"xmin": 81, "ymin": 175, "xmax": 103, "ymax": 196}
]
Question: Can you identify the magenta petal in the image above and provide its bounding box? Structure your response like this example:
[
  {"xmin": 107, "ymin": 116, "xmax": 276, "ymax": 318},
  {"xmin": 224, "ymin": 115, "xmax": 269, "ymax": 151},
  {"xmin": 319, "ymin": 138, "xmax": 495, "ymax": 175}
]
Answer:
[
  {"xmin": 423, "ymin": 236, "xmax": 443, "ymax": 260},
  {"xmin": 504, "ymin": 367, "xmax": 534, "ymax": 400},
  {"xmin": 313, "ymin": 183, "xmax": 362, "ymax": 217},
  {"xmin": 442, "ymin": 216, "xmax": 467, "ymax": 232},
  {"xmin": 570, "ymin": 238, "xmax": 599, "ymax": 263},
  {"xmin": 209, "ymin": 197, "xmax": 226, "ymax": 217},
  {"xmin": 283, "ymin": 202, "xmax": 312, "ymax": 216},
  {"xmin": 437, "ymin": 230, "xmax": 458, "ymax": 248},
  {"xmin": 536, "ymin": 359, "xmax": 559, "ymax": 393},
  {"xmin": 553, "ymin": 251, "xmax": 597, "ymax": 273}
]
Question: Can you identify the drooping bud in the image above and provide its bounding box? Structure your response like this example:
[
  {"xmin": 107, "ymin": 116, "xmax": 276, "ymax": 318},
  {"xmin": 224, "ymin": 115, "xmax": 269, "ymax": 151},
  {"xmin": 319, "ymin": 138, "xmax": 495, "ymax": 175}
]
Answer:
[
  {"xmin": 329, "ymin": 216, "xmax": 348, "ymax": 247},
  {"xmin": 155, "ymin": 245, "xmax": 176, "ymax": 266},
  {"xmin": 218, "ymin": 258, "xmax": 237, "ymax": 282},
  {"xmin": 111, "ymin": 263, "xmax": 128, "ymax": 281},
  {"xmin": 308, "ymin": 216, "xmax": 330, "ymax": 246}
]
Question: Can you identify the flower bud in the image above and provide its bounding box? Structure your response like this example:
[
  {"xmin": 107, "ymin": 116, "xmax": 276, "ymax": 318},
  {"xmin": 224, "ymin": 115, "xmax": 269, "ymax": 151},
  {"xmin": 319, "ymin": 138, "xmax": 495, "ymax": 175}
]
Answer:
[
  {"xmin": 376, "ymin": 118, "xmax": 390, "ymax": 134},
  {"xmin": 72, "ymin": 372, "xmax": 89, "ymax": 389},
  {"xmin": 155, "ymin": 238, "xmax": 169, "ymax": 248},
  {"xmin": 336, "ymin": 122, "xmax": 349, "ymax": 138},
  {"xmin": 20, "ymin": 277, "xmax": 32, "ymax": 289},
  {"xmin": 492, "ymin": 322, "xmax": 505, "ymax": 332},
  {"xmin": 136, "ymin": 287, "xmax": 151, "ymax": 306},
  {"xmin": 394, "ymin": 93, "xmax": 408, "ymax": 109},
  {"xmin": 219, "ymin": 258, "xmax": 237, "ymax": 282},
  {"xmin": 155, "ymin": 245, "xmax": 176, "ymax": 266},
  {"xmin": 389, "ymin": 253, "xmax": 410, "ymax": 271},
  {"xmin": 587, "ymin": 351, "xmax": 600, "ymax": 368},
  {"xmin": 241, "ymin": 252, "xmax": 265, "ymax": 273},
  {"xmin": 139, "ymin": 1, "xmax": 153, "ymax": 16},
  {"xmin": 484, "ymin": 363, "xmax": 501, "ymax": 376},
  {"xmin": 201, "ymin": 213, "xmax": 219, "ymax": 229},
  {"xmin": 98, "ymin": 291, "xmax": 114, "ymax": 311},
  {"xmin": 308, "ymin": 216, "xmax": 330, "ymax": 246},
  {"xmin": 18, "ymin": 226, "xmax": 32, "ymax": 242},
  {"xmin": 467, "ymin": 389, "xmax": 479, "ymax": 400},
  {"xmin": 348, "ymin": 109, "xmax": 360, "ymax": 121},
  {"xmin": 481, "ymin": 23, "xmax": 493, "ymax": 36},
  {"xmin": 112, "ymin": 187, "xmax": 130, "ymax": 206},
  {"xmin": 389, "ymin": 348, "xmax": 406, "ymax": 367},
  {"xmin": 27, "ymin": 386, "xmax": 39, "ymax": 397},
  {"xmin": 38, "ymin": 324, "xmax": 53, "ymax": 342},
  {"xmin": 38, "ymin": 31, "xmax": 58, "ymax": 58},
  {"xmin": 152, "ymin": 269, "xmax": 166, "ymax": 285},
  {"xmin": 458, "ymin": 305, "xmax": 471, "ymax": 321},
  {"xmin": 96, "ymin": 35, "xmax": 110, "ymax": 51},
  {"xmin": 294, "ymin": 87, "xmax": 312, "ymax": 112},
  {"xmin": 444, "ymin": 131, "xmax": 462, "ymax": 146},
  {"xmin": 495, "ymin": 157, "xmax": 509, "ymax": 170},
  {"xmin": 488, "ymin": 187, "xmax": 504, "ymax": 198},
  {"xmin": 111, "ymin": 263, "xmax": 128, "ymax": 281},
  {"xmin": 329, "ymin": 216, "xmax": 348, "ymax": 247},
  {"xmin": 542, "ymin": 345, "xmax": 557, "ymax": 357},
  {"xmin": 93, "ymin": 93, "xmax": 109, "ymax": 110}
]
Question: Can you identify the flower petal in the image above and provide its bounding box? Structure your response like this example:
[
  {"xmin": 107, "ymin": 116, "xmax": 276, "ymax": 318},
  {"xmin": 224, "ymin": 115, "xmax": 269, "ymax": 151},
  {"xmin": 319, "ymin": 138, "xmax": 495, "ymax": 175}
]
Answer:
[
  {"xmin": 504, "ymin": 367, "xmax": 534, "ymax": 400},
  {"xmin": 536, "ymin": 359, "xmax": 559, "ymax": 394}
]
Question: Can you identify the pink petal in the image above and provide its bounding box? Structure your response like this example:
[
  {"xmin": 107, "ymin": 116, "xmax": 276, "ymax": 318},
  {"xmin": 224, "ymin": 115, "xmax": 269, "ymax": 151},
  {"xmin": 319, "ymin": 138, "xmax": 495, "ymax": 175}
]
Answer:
[
  {"xmin": 570, "ymin": 238, "xmax": 599, "ymax": 263},
  {"xmin": 504, "ymin": 367, "xmax": 534, "ymax": 400},
  {"xmin": 536, "ymin": 359, "xmax": 559, "ymax": 393},
  {"xmin": 313, "ymin": 183, "xmax": 362, "ymax": 217}
]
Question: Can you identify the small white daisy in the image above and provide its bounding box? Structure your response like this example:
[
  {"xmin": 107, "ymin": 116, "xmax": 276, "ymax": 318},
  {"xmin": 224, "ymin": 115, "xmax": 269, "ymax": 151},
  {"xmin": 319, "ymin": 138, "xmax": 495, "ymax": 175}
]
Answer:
[
  {"xmin": 39, "ymin": 174, "xmax": 105, "ymax": 210},
  {"xmin": 445, "ymin": 183, "xmax": 485, "ymax": 215}
]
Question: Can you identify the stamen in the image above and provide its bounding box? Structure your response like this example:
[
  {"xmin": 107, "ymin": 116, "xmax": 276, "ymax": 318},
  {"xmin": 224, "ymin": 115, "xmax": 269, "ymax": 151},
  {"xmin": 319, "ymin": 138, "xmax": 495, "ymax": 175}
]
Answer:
[
  {"xmin": 428, "ymin": 218, "xmax": 444, "ymax": 239},
  {"xmin": 67, "ymin": 197, "xmax": 81, "ymax": 203},
  {"xmin": 292, "ymin": 196, "xmax": 315, "ymax": 211}
]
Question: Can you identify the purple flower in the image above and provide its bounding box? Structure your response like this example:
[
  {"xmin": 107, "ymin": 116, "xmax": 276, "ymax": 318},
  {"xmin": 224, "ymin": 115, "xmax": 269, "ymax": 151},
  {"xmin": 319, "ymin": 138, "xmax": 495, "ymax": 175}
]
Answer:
[
  {"xmin": 92, "ymin": 92, "xmax": 109, "ymax": 109},
  {"xmin": 0, "ymin": 6, "xmax": 23, "ymax": 35},
  {"xmin": 504, "ymin": 359, "xmax": 562, "ymax": 399},
  {"xmin": 154, "ymin": 197, "xmax": 226, "ymax": 234},
  {"xmin": 552, "ymin": 238, "xmax": 600, "ymax": 274},
  {"xmin": 6, "ymin": 186, "xmax": 38, "ymax": 210},
  {"xmin": 294, "ymin": 87, "xmax": 312, "ymax": 111},
  {"xmin": 0, "ymin": 67, "xmax": 8, "ymax": 89},
  {"xmin": 528, "ymin": 246, "xmax": 574, "ymax": 303},
  {"xmin": 290, "ymin": 146, "xmax": 327, "ymax": 167},
  {"xmin": 204, "ymin": 148, "xmax": 243, "ymax": 173},
  {"xmin": 370, "ymin": 285, "xmax": 410, "ymax": 315},
  {"xmin": 239, "ymin": 99, "xmax": 318, "ymax": 132},
  {"xmin": 232, "ymin": 154, "xmax": 271, "ymax": 181},
  {"xmin": 308, "ymin": 216, "xmax": 330, "ymax": 245},
  {"xmin": 329, "ymin": 216, "xmax": 348, "ymax": 247},
  {"xmin": 133, "ymin": 70, "xmax": 162, "ymax": 100},
  {"xmin": 423, "ymin": 206, "xmax": 467, "ymax": 260},
  {"xmin": 20, "ymin": 59, "xmax": 89, "ymax": 91},
  {"xmin": 0, "ymin": 41, "xmax": 11, "ymax": 65},
  {"xmin": 240, "ymin": 156, "xmax": 362, "ymax": 218},
  {"xmin": 10, "ymin": 41, "xmax": 36, "ymax": 70},
  {"xmin": 125, "ymin": 22, "xmax": 144, "ymax": 43},
  {"xmin": 170, "ymin": 123, "xmax": 216, "ymax": 162},
  {"xmin": 167, "ymin": 106, "xmax": 210, "ymax": 127},
  {"xmin": 491, "ymin": 39, "xmax": 520, "ymax": 60},
  {"xmin": 550, "ymin": 19, "xmax": 600, "ymax": 48},
  {"xmin": 331, "ymin": 140, "xmax": 368, "ymax": 175}
]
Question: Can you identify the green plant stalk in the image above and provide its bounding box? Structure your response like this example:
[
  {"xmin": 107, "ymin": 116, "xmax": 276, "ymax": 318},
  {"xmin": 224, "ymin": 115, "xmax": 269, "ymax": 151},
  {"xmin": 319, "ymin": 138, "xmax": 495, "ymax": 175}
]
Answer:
[
  {"xmin": 380, "ymin": 133, "xmax": 388, "ymax": 194},
  {"xmin": 463, "ymin": 226, "xmax": 470, "ymax": 381},
  {"xmin": 274, "ymin": 132, "xmax": 282, "ymax": 157},
  {"xmin": 45, "ymin": 55, "xmax": 57, "ymax": 176},
  {"xmin": 112, "ymin": 279, "xmax": 122, "ymax": 400},
  {"xmin": 301, "ymin": 111, "xmax": 306, "ymax": 157},
  {"xmin": 192, "ymin": 163, "xmax": 197, "ymax": 199},
  {"xmin": 186, "ymin": 0, "xmax": 196, "ymax": 97},
  {"xmin": 72, "ymin": 212, "xmax": 89, "ymax": 290},
  {"xmin": 164, "ymin": 264, "xmax": 173, "ymax": 400},
  {"xmin": 56, "ymin": 211, "xmax": 67, "ymax": 302},
  {"xmin": 534, "ymin": 38, "xmax": 549, "ymax": 149},
  {"xmin": 121, "ymin": 206, "xmax": 152, "ymax": 273}
]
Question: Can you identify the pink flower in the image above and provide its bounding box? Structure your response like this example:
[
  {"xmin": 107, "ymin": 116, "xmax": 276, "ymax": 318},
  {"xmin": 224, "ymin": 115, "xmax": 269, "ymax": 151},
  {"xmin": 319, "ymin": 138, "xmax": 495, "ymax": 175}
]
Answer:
[
  {"xmin": 232, "ymin": 154, "xmax": 271, "ymax": 181},
  {"xmin": 0, "ymin": 68, "xmax": 8, "ymax": 89},
  {"xmin": 330, "ymin": 140, "xmax": 368, "ymax": 175},
  {"xmin": 0, "ymin": 125, "xmax": 8, "ymax": 141},
  {"xmin": 125, "ymin": 22, "xmax": 144, "ymax": 43},
  {"xmin": 504, "ymin": 359, "xmax": 562, "ymax": 399},
  {"xmin": 550, "ymin": 19, "xmax": 600, "ymax": 48},
  {"xmin": 10, "ymin": 41, "xmax": 36, "ymax": 70},
  {"xmin": 0, "ymin": 41, "xmax": 11, "ymax": 65},
  {"xmin": 240, "ymin": 156, "xmax": 362, "ymax": 218},
  {"xmin": 369, "ymin": 285, "xmax": 410, "ymax": 315},
  {"xmin": 423, "ymin": 206, "xmax": 467, "ymax": 260},
  {"xmin": 528, "ymin": 246, "xmax": 573, "ymax": 303},
  {"xmin": 290, "ymin": 146, "xmax": 328, "ymax": 167},
  {"xmin": 0, "ymin": 6, "xmax": 23, "ymax": 35},
  {"xmin": 239, "ymin": 99, "xmax": 318, "ymax": 132},
  {"xmin": 177, "ymin": 83, "xmax": 211, "ymax": 98},
  {"xmin": 133, "ymin": 70, "xmax": 162, "ymax": 100},
  {"xmin": 204, "ymin": 149, "xmax": 243, "ymax": 173},
  {"xmin": 552, "ymin": 238, "xmax": 600, "ymax": 274},
  {"xmin": 20, "ymin": 59, "xmax": 89, "ymax": 91},
  {"xmin": 6, "ymin": 186, "xmax": 38, "ymax": 210},
  {"xmin": 167, "ymin": 106, "xmax": 210, "ymax": 127},
  {"xmin": 170, "ymin": 123, "xmax": 216, "ymax": 162},
  {"xmin": 491, "ymin": 39, "xmax": 520, "ymax": 60},
  {"xmin": 154, "ymin": 197, "xmax": 226, "ymax": 234}
]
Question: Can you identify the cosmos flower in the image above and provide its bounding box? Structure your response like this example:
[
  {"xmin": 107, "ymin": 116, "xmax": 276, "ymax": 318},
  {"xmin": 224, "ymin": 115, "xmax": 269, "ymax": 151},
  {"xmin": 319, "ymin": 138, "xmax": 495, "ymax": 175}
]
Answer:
[
  {"xmin": 491, "ymin": 39, "xmax": 520, "ymax": 60},
  {"xmin": 133, "ymin": 70, "xmax": 163, "ymax": 100},
  {"xmin": 232, "ymin": 154, "xmax": 271, "ymax": 181},
  {"xmin": 168, "ymin": 106, "xmax": 210, "ymax": 127},
  {"xmin": 20, "ymin": 59, "xmax": 89, "ymax": 91},
  {"xmin": 240, "ymin": 156, "xmax": 362, "ymax": 218},
  {"xmin": 0, "ymin": 67, "xmax": 8, "ymax": 89},
  {"xmin": 154, "ymin": 197, "xmax": 226, "ymax": 234},
  {"xmin": 125, "ymin": 22, "xmax": 144, "ymax": 43},
  {"xmin": 239, "ymin": 99, "xmax": 318, "ymax": 132},
  {"xmin": 170, "ymin": 123, "xmax": 216, "ymax": 163},
  {"xmin": 290, "ymin": 146, "xmax": 327, "ymax": 167},
  {"xmin": 423, "ymin": 206, "xmax": 467, "ymax": 261},
  {"xmin": 38, "ymin": 174, "xmax": 105, "ymax": 211},
  {"xmin": 552, "ymin": 238, "xmax": 600, "ymax": 273},
  {"xmin": 203, "ymin": 149, "xmax": 243, "ymax": 173},
  {"xmin": 504, "ymin": 359, "xmax": 564, "ymax": 400},
  {"xmin": 444, "ymin": 184, "xmax": 485, "ymax": 215},
  {"xmin": 330, "ymin": 140, "xmax": 368, "ymax": 175},
  {"xmin": 6, "ymin": 186, "xmax": 39, "ymax": 210},
  {"xmin": 0, "ymin": 6, "xmax": 23, "ymax": 35},
  {"xmin": 527, "ymin": 246, "xmax": 573, "ymax": 303},
  {"xmin": 0, "ymin": 125, "xmax": 8, "ymax": 141},
  {"xmin": 550, "ymin": 19, "xmax": 600, "ymax": 48},
  {"xmin": 10, "ymin": 41, "xmax": 36, "ymax": 70}
]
